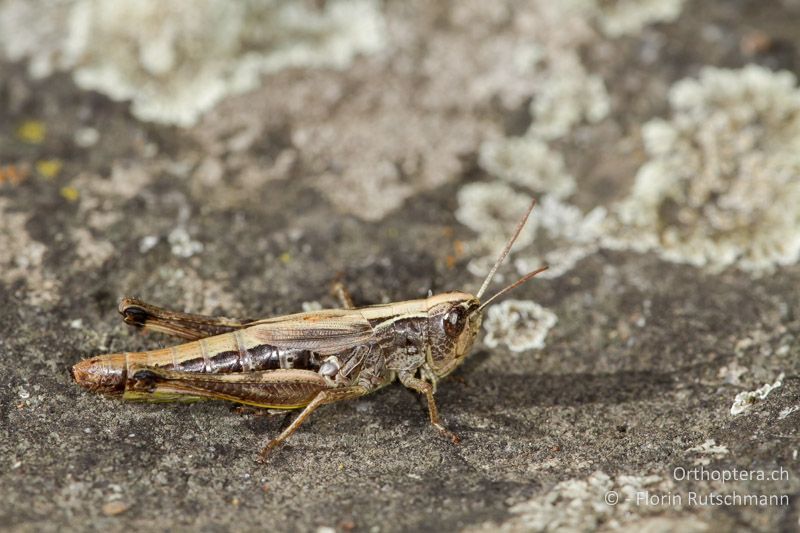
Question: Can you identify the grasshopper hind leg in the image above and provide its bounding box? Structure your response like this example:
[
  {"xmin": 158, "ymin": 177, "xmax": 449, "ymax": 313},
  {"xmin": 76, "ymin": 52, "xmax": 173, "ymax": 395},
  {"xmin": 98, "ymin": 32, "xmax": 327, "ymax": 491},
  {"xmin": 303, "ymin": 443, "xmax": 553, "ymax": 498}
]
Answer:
[
  {"xmin": 258, "ymin": 385, "xmax": 368, "ymax": 462},
  {"xmin": 119, "ymin": 297, "xmax": 252, "ymax": 340}
]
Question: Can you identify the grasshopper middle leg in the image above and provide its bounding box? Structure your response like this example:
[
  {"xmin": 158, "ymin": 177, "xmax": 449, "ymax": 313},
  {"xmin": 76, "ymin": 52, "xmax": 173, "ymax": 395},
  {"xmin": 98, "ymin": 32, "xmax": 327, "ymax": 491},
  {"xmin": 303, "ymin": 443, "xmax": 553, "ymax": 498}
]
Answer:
[{"xmin": 399, "ymin": 371, "xmax": 461, "ymax": 444}]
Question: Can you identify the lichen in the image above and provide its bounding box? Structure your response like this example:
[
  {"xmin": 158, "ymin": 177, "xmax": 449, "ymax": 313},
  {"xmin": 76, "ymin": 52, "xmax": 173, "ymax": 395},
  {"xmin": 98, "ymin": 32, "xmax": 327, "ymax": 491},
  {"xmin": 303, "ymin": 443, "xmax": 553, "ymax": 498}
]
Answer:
[
  {"xmin": 456, "ymin": 184, "xmax": 605, "ymax": 281},
  {"xmin": 685, "ymin": 439, "xmax": 729, "ymax": 466},
  {"xmin": 0, "ymin": 0, "xmax": 386, "ymax": 126},
  {"xmin": 459, "ymin": 1, "xmax": 613, "ymax": 279},
  {"xmin": 478, "ymin": 137, "xmax": 575, "ymax": 199},
  {"xmin": 167, "ymin": 227, "xmax": 203, "ymax": 259},
  {"xmin": 525, "ymin": 50, "xmax": 611, "ymax": 141},
  {"xmin": 582, "ymin": 0, "xmax": 687, "ymax": 38},
  {"xmin": 482, "ymin": 299, "xmax": 557, "ymax": 352},
  {"xmin": 606, "ymin": 65, "xmax": 800, "ymax": 273},
  {"xmin": 513, "ymin": 196, "xmax": 606, "ymax": 279},
  {"xmin": 730, "ymin": 372, "xmax": 785, "ymax": 415},
  {"xmin": 0, "ymin": 198, "xmax": 59, "ymax": 306},
  {"xmin": 313, "ymin": 113, "xmax": 484, "ymax": 222},
  {"xmin": 455, "ymin": 182, "xmax": 539, "ymax": 251},
  {"xmin": 468, "ymin": 471, "xmax": 675, "ymax": 532}
]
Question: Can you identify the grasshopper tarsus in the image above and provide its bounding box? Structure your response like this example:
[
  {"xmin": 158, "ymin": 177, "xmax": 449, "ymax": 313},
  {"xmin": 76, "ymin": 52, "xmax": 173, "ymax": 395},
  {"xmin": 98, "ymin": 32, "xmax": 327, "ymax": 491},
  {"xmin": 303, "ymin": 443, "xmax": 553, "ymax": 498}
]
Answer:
[
  {"xmin": 256, "ymin": 442, "xmax": 280, "ymax": 464},
  {"xmin": 435, "ymin": 424, "xmax": 461, "ymax": 445}
]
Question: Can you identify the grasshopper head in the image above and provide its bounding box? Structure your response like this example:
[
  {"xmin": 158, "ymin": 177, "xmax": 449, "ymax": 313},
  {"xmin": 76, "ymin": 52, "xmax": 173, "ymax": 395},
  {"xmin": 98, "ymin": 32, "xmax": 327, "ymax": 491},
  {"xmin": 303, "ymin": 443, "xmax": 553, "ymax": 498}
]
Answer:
[
  {"xmin": 426, "ymin": 197, "xmax": 548, "ymax": 378},
  {"xmin": 425, "ymin": 292, "xmax": 482, "ymax": 378}
]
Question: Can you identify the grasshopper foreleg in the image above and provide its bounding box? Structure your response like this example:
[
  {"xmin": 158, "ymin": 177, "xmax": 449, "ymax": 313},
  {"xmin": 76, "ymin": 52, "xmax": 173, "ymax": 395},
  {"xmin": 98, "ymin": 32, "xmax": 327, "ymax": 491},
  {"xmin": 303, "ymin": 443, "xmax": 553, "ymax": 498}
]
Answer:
[
  {"xmin": 119, "ymin": 297, "xmax": 251, "ymax": 340},
  {"xmin": 258, "ymin": 385, "xmax": 368, "ymax": 462},
  {"xmin": 398, "ymin": 371, "xmax": 461, "ymax": 444}
]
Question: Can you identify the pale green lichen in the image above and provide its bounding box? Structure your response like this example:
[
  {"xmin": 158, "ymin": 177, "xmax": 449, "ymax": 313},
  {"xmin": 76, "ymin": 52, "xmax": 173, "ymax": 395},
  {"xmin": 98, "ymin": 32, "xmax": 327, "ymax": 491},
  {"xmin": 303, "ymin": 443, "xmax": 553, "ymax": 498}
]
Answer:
[
  {"xmin": 606, "ymin": 65, "xmax": 800, "ymax": 273},
  {"xmin": 483, "ymin": 299, "xmax": 557, "ymax": 352},
  {"xmin": 0, "ymin": 0, "xmax": 386, "ymax": 126}
]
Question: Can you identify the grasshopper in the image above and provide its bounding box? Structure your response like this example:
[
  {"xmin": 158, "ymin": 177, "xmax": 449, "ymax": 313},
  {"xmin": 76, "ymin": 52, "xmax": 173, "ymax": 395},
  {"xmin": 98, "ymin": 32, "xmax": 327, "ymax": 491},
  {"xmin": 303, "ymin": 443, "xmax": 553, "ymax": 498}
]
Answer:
[{"xmin": 72, "ymin": 199, "xmax": 547, "ymax": 461}]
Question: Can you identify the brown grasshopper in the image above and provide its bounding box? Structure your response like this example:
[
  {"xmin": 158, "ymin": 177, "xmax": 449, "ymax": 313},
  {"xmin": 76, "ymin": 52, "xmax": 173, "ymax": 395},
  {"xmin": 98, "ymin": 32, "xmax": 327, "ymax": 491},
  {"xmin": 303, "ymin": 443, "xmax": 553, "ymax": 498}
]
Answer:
[{"xmin": 72, "ymin": 199, "xmax": 547, "ymax": 461}]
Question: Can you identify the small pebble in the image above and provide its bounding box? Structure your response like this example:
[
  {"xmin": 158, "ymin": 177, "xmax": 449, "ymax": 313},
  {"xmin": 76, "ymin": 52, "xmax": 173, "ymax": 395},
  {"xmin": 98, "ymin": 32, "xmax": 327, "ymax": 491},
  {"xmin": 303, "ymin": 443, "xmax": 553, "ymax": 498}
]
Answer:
[
  {"xmin": 102, "ymin": 501, "xmax": 129, "ymax": 516},
  {"xmin": 74, "ymin": 127, "xmax": 100, "ymax": 148}
]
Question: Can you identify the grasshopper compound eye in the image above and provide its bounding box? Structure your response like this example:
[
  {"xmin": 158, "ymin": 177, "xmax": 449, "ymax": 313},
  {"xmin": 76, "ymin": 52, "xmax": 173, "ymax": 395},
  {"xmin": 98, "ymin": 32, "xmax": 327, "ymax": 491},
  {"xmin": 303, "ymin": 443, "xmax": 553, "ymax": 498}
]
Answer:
[{"xmin": 443, "ymin": 306, "xmax": 467, "ymax": 337}]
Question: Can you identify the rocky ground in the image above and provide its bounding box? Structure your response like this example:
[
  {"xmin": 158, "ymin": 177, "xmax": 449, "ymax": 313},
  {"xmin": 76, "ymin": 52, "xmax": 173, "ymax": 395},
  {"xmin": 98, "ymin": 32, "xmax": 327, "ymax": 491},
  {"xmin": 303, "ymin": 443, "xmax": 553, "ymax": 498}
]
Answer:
[{"xmin": 1, "ymin": 1, "xmax": 799, "ymax": 531}]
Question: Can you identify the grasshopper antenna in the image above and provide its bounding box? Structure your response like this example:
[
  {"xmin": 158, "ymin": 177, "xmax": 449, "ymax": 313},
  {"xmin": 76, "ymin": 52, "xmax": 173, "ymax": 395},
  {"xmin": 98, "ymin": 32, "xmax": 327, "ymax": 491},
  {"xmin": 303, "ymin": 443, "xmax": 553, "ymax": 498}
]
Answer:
[
  {"xmin": 475, "ymin": 197, "xmax": 538, "ymax": 300},
  {"xmin": 477, "ymin": 265, "xmax": 548, "ymax": 313}
]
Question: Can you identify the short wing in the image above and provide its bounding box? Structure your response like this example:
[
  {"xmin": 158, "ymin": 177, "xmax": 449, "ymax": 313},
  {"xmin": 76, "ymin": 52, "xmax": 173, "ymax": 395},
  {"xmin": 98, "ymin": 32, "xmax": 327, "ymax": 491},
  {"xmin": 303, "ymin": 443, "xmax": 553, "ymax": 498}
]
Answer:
[{"xmin": 242, "ymin": 309, "xmax": 375, "ymax": 355}]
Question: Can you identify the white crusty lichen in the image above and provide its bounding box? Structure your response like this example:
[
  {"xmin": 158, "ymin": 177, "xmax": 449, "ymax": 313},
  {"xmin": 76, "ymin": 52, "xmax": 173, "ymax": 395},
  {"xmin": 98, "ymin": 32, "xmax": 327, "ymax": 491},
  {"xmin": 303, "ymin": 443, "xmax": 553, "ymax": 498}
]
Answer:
[
  {"xmin": 580, "ymin": 0, "xmax": 687, "ymax": 38},
  {"xmin": 167, "ymin": 227, "xmax": 203, "ymax": 258},
  {"xmin": 730, "ymin": 372, "xmax": 785, "ymax": 415},
  {"xmin": 479, "ymin": 136, "xmax": 575, "ymax": 199},
  {"xmin": 525, "ymin": 49, "xmax": 611, "ymax": 141},
  {"xmin": 467, "ymin": 471, "xmax": 674, "ymax": 532},
  {"xmin": 483, "ymin": 299, "xmax": 557, "ymax": 352},
  {"xmin": 685, "ymin": 439, "xmax": 729, "ymax": 465},
  {"xmin": 513, "ymin": 195, "xmax": 606, "ymax": 279},
  {"xmin": 456, "ymin": 183, "xmax": 605, "ymax": 280},
  {"xmin": 0, "ymin": 0, "xmax": 386, "ymax": 126},
  {"xmin": 607, "ymin": 65, "xmax": 800, "ymax": 273},
  {"xmin": 456, "ymin": 182, "xmax": 540, "ymax": 252}
]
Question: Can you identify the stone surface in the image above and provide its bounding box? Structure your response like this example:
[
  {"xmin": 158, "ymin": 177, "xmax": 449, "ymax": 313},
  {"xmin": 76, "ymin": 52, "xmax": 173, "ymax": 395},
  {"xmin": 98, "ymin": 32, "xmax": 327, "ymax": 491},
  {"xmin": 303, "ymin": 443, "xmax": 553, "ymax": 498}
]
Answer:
[{"xmin": 1, "ymin": 1, "xmax": 799, "ymax": 532}]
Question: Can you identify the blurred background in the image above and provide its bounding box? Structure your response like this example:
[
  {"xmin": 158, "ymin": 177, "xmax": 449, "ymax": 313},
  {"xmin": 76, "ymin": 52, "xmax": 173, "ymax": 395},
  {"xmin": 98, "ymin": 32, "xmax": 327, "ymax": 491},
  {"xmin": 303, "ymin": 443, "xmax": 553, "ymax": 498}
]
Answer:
[{"xmin": 1, "ymin": 1, "xmax": 799, "ymax": 531}]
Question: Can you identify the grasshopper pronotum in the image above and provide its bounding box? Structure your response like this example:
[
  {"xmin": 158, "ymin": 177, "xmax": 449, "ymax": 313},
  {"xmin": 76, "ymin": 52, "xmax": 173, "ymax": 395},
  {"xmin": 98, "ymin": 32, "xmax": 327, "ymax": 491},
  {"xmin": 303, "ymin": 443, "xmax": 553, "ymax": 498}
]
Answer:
[{"xmin": 72, "ymin": 199, "xmax": 547, "ymax": 461}]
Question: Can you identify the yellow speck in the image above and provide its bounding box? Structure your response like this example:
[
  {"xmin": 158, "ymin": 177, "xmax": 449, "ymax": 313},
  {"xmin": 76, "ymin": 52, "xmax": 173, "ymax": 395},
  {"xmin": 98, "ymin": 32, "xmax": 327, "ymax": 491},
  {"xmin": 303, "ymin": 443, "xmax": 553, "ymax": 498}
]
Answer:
[
  {"xmin": 60, "ymin": 186, "xmax": 80, "ymax": 202},
  {"xmin": 279, "ymin": 252, "xmax": 292, "ymax": 264},
  {"xmin": 17, "ymin": 120, "xmax": 46, "ymax": 144},
  {"xmin": 338, "ymin": 463, "xmax": 344, "ymax": 471},
  {"xmin": 36, "ymin": 159, "xmax": 62, "ymax": 178}
]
